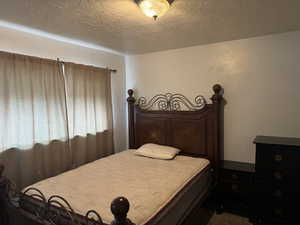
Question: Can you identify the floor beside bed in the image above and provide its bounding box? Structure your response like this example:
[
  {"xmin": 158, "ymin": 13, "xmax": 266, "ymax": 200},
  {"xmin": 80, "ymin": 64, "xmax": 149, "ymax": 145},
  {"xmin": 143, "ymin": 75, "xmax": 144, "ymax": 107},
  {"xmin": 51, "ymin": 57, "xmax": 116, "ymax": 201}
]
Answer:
[
  {"xmin": 183, "ymin": 209, "xmax": 251, "ymax": 225},
  {"xmin": 208, "ymin": 213, "xmax": 251, "ymax": 225},
  {"xmin": 182, "ymin": 197, "xmax": 251, "ymax": 225}
]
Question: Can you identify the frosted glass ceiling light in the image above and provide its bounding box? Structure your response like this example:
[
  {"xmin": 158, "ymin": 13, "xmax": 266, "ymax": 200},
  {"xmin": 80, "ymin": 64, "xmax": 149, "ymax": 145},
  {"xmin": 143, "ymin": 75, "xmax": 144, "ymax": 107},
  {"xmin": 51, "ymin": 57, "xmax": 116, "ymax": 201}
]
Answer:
[{"xmin": 135, "ymin": 0, "xmax": 174, "ymax": 20}]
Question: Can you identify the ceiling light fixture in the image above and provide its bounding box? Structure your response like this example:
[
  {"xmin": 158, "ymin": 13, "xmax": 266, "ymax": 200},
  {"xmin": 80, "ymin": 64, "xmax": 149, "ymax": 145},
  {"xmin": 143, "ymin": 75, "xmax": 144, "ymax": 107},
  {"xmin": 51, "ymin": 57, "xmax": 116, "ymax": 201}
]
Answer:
[{"xmin": 135, "ymin": 0, "xmax": 174, "ymax": 20}]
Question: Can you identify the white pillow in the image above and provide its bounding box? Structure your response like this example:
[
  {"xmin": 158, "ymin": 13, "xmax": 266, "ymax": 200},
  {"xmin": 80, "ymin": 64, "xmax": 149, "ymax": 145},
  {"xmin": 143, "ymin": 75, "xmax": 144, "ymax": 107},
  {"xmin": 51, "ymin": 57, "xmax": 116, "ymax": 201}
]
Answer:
[{"xmin": 134, "ymin": 143, "xmax": 181, "ymax": 160}]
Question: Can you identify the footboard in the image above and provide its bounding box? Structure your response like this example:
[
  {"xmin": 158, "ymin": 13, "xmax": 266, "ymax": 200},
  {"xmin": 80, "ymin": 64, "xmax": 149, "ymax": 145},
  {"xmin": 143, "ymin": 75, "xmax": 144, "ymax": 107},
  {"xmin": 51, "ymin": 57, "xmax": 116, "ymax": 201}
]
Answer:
[{"xmin": 0, "ymin": 165, "xmax": 135, "ymax": 225}]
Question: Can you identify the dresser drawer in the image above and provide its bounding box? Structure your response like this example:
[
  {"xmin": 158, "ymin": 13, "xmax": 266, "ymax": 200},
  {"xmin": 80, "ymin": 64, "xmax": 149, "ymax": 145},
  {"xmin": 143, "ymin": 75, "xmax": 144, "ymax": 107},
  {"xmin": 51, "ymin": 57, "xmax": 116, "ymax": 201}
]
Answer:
[
  {"xmin": 256, "ymin": 200, "xmax": 293, "ymax": 223},
  {"xmin": 220, "ymin": 169, "xmax": 250, "ymax": 183},
  {"xmin": 256, "ymin": 144, "xmax": 300, "ymax": 171},
  {"xmin": 268, "ymin": 205, "xmax": 289, "ymax": 221},
  {"xmin": 256, "ymin": 168, "xmax": 300, "ymax": 185},
  {"xmin": 219, "ymin": 181, "xmax": 250, "ymax": 197},
  {"xmin": 255, "ymin": 182, "xmax": 298, "ymax": 202}
]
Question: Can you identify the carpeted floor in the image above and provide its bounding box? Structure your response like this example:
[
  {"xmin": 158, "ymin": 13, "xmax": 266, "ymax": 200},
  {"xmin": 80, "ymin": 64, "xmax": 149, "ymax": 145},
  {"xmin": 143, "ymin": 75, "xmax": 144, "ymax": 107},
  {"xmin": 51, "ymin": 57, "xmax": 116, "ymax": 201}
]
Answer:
[{"xmin": 208, "ymin": 213, "xmax": 251, "ymax": 225}]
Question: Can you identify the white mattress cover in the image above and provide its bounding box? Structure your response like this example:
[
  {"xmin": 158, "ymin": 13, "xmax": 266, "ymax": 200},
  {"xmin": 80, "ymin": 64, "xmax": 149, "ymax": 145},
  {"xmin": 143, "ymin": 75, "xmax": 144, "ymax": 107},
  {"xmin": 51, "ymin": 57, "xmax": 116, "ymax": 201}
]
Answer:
[{"xmin": 24, "ymin": 150, "xmax": 210, "ymax": 225}]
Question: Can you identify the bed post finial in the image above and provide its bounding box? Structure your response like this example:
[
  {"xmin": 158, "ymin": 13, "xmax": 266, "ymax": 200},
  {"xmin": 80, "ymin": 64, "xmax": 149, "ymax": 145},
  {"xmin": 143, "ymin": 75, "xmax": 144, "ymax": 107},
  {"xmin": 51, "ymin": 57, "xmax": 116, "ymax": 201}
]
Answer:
[
  {"xmin": 211, "ymin": 84, "xmax": 223, "ymax": 103},
  {"xmin": 127, "ymin": 89, "xmax": 136, "ymax": 149},
  {"xmin": 110, "ymin": 197, "xmax": 135, "ymax": 225},
  {"xmin": 127, "ymin": 89, "xmax": 134, "ymax": 98}
]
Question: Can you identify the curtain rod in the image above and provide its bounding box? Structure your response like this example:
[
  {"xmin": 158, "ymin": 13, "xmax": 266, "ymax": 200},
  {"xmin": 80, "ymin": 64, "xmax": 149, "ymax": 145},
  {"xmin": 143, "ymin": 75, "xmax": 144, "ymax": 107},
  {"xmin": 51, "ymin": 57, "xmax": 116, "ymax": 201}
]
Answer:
[{"xmin": 57, "ymin": 58, "xmax": 117, "ymax": 73}]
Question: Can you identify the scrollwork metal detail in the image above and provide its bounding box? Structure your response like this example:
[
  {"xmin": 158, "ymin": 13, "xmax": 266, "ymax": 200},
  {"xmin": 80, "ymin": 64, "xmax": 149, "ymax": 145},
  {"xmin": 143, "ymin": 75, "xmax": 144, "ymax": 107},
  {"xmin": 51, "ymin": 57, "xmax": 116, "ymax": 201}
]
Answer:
[
  {"xmin": 86, "ymin": 210, "xmax": 104, "ymax": 225},
  {"xmin": 137, "ymin": 93, "xmax": 206, "ymax": 111},
  {"xmin": 22, "ymin": 188, "xmax": 104, "ymax": 225}
]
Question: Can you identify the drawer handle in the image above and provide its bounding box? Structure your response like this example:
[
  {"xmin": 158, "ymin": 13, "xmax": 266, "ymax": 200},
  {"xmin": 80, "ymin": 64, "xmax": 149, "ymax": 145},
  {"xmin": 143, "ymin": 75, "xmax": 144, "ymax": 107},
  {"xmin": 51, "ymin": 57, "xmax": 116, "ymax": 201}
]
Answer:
[
  {"xmin": 231, "ymin": 174, "xmax": 239, "ymax": 180},
  {"xmin": 273, "ymin": 189, "xmax": 283, "ymax": 198},
  {"xmin": 231, "ymin": 184, "xmax": 239, "ymax": 191},
  {"xmin": 274, "ymin": 154, "xmax": 283, "ymax": 162},
  {"xmin": 273, "ymin": 171, "xmax": 283, "ymax": 180}
]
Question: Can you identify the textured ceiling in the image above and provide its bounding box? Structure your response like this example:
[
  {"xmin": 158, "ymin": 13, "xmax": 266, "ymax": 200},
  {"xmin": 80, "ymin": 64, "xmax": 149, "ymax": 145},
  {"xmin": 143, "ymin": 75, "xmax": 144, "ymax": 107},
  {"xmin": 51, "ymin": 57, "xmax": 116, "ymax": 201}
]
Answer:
[{"xmin": 1, "ymin": 0, "xmax": 300, "ymax": 54}]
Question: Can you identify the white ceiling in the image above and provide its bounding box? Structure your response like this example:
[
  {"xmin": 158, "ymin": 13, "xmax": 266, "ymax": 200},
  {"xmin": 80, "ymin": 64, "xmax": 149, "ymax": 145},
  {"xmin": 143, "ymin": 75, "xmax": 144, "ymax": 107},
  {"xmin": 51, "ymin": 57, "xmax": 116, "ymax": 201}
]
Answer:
[{"xmin": 1, "ymin": 0, "xmax": 300, "ymax": 54}]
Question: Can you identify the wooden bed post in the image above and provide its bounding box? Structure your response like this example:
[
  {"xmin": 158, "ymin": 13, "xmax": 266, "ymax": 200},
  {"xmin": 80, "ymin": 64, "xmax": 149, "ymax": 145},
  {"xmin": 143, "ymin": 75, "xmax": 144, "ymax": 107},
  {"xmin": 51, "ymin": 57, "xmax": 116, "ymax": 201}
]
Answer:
[
  {"xmin": 110, "ymin": 197, "xmax": 135, "ymax": 225},
  {"xmin": 210, "ymin": 84, "xmax": 224, "ymax": 183},
  {"xmin": 0, "ymin": 164, "xmax": 10, "ymax": 225},
  {"xmin": 127, "ymin": 89, "xmax": 136, "ymax": 149}
]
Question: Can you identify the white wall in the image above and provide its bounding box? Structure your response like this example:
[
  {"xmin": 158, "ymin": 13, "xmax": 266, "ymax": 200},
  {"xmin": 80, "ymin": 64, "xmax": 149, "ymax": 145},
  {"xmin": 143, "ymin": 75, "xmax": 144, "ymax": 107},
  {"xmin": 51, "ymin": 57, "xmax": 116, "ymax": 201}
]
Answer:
[
  {"xmin": 2, "ymin": 23, "xmax": 300, "ymax": 163},
  {"xmin": 0, "ymin": 25, "xmax": 127, "ymax": 153},
  {"xmin": 126, "ymin": 31, "xmax": 300, "ymax": 163}
]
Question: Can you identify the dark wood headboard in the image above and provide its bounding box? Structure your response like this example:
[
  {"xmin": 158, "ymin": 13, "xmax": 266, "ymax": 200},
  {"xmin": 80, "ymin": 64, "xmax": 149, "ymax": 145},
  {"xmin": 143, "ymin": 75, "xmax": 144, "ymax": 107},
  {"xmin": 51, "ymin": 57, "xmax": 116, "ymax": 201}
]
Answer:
[{"xmin": 127, "ymin": 84, "xmax": 224, "ymax": 171}]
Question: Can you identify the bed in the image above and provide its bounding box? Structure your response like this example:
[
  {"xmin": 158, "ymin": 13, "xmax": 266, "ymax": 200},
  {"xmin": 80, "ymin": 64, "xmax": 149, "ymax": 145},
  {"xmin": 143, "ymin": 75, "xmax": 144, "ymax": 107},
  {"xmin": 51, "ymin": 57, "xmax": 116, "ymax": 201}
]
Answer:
[{"xmin": 0, "ymin": 84, "xmax": 224, "ymax": 225}]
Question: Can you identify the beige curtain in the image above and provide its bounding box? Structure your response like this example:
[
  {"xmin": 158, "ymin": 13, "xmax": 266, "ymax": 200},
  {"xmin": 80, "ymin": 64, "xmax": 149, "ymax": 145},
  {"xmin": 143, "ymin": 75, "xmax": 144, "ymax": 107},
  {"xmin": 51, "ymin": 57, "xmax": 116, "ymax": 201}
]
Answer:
[
  {"xmin": 0, "ymin": 53, "xmax": 114, "ymax": 189},
  {"xmin": 64, "ymin": 63, "xmax": 114, "ymax": 168},
  {"xmin": 0, "ymin": 52, "xmax": 71, "ymax": 189}
]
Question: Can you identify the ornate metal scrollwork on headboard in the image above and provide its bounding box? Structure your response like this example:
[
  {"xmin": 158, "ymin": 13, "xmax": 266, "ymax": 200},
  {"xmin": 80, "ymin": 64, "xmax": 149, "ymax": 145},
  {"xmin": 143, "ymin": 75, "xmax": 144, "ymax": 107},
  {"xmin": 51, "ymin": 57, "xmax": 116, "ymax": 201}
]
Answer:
[{"xmin": 137, "ymin": 93, "xmax": 206, "ymax": 111}]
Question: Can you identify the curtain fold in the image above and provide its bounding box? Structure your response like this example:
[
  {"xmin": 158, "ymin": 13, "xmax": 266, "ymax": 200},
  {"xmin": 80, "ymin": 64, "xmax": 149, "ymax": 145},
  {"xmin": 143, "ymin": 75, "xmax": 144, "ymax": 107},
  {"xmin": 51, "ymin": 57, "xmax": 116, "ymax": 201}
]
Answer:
[
  {"xmin": 0, "ymin": 52, "xmax": 68, "ymax": 149},
  {"xmin": 64, "ymin": 63, "xmax": 114, "ymax": 167},
  {"xmin": 0, "ymin": 52, "xmax": 70, "ymax": 189}
]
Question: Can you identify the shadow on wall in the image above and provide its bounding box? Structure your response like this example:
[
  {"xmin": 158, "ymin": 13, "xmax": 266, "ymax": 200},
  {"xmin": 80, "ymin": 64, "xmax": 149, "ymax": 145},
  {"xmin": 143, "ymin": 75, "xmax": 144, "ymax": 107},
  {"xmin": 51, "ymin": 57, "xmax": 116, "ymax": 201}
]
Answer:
[{"xmin": 0, "ymin": 131, "xmax": 114, "ymax": 190}]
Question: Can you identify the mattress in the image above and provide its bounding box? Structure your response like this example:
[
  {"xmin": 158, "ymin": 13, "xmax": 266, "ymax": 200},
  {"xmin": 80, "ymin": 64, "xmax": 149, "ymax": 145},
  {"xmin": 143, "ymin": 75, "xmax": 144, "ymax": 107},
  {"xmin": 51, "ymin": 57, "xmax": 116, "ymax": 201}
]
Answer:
[{"xmin": 23, "ymin": 150, "xmax": 210, "ymax": 225}]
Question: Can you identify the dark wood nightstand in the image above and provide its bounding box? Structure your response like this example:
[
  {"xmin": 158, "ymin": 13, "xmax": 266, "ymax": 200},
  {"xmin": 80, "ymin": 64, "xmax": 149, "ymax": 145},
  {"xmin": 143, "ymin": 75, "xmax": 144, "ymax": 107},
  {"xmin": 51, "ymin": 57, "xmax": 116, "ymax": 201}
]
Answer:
[{"xmin": 216, "ymin": 160, "xmax": 255, "ymax": 219}]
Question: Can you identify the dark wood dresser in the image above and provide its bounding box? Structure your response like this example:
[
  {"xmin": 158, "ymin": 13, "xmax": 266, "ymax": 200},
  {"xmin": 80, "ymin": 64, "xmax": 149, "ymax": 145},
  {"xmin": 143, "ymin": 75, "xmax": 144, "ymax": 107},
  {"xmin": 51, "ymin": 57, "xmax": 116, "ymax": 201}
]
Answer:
[
  {"xmin": 217, "ymin": 160, "xmax": 255, "ymax": 218},
  {"xmin": 254, "ymin": 136, "xmax": 300, "ymax": 225}
]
